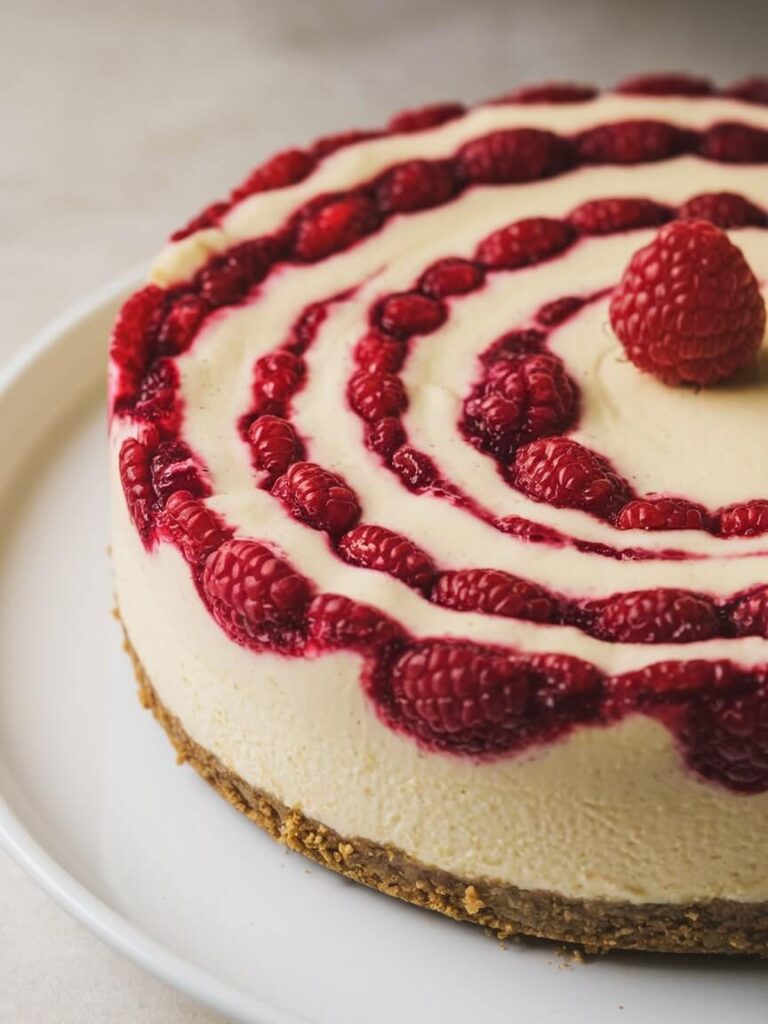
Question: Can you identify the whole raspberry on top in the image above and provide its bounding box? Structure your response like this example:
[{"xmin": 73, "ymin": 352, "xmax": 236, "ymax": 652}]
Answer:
[{"xmin": 609, "ymin": 220, "xmax": 766, "ymax": 386}]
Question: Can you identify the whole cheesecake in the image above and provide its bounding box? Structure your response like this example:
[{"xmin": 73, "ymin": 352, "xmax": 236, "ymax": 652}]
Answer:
[{"xmin": 110, "ymin": 73, "xmax": 768, "ymax": 955}]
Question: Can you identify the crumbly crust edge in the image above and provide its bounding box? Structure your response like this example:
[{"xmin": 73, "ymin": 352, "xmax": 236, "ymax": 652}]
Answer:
[{"xmin": 121, "ymin": 625, "xmax": 767, "ymax": 957}]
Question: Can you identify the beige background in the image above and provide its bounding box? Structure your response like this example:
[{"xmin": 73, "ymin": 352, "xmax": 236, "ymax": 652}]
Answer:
[{"xmin": 1, "ymin": 0, "xmax": 767, "ymax": 1020}]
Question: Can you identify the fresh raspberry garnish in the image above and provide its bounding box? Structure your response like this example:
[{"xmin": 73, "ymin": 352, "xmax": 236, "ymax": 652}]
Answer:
[
  {"xmin": 730, "ymin": 587, "xmax": 768, "ymax": 638},
  {"xmin": 390, "ymin": 446, "xmax": 436, "ymax": 490},
  {"xmin": 514, "ymin": 437, "xmax": 630, "ymax": 517},
  {"xmin": 457, "ymin": 129, "xmax": 573, "ymax": 184},
  {"xmin": 536, "ymin": 295, "xmax": 585, "ymax": 326},
  {"xmin": 480, "ymin": 329, "xmax": 544, "ymax": 365},
  {"xmin": 418, "ymin": 257, "xmax": 485, "ymax": 298},
  {"xmin": 527, "ymin": 653, "xmax": 603, "ymax": 721},
  {"xmin": 111, "ymin": 285, "xmax": 165, "ymax": 377},
  {"xmin": 375, "ymin": 159, "xmax": 456, "ymax": 213},
  {"xmin": 202, "ymin": 539, "xmax": 311, "ymax": 650},
  {"xmin": 157, "ymin": 294, "xmax": 209, "ymax": 355},
  {"xmin": 150, "ymin": 440, "xmax": 206, "ymax": 502},
  {"xmin": 348, "ymin": 371, "xmax": 407, "ymax": 421},
  {"xmin": 388, "ymin": 101, "xmax": 465, "ymax": 133},
  {"xmin": 724, "ymin": 76, "xmax": 768, "ymax": 105},
  {"xmin": 170, "ymin": 201, "xmax": 228, "ymax": 243},
  {"xmin": 162, "ymin": 491, "xmax": 230, "ymax": 564},
  {"xmin": 575, "ymin": 120, "xmax": 695, "ymax": 164},
  {"xmin": 381, "ymin": 640, "xmax": 532, "ymax": 754},
  {"xmin": 616, "ymin": 73, "xmax": 713, "ymax": 96},
  {"xmin": 702, "ymin": 122, "xmax": 768, "ymax": 163},
  {"xmin": 609, "ymin": 220, "xmax": 766, "ymax": 386},
  {"xmin": 376, "ymin": 292, "xmax": 447, "ymax": 337},
  {"xmin": 718, "ymin": 500, "xmax": 768, "ymax": 537},
  {"xmin": 432, "ymin": 568, "xmax": 555, "ymax": 622},
  {"xmin": 311, "ymin": 130, "xmax": 381, "ymax": 158},
  {"xmin": 587, "ymin": 588, "xmax": 719, "ymax": 644},
  {"xmin": 272, "ymin": 462, "xmax": 360, "ymax": 536},
  {"xmin": 253, "ymin": 351, "xmax": 305, "ymax": 404},
  {"xmin": 568, "ymin": 196, "xmax": 672, "ymax": 235},
  {"xmin": 465, "ymin": 353, "xmax": 576, "ymax": 460},
  {"xmin": 475, "ymin": 217, "xmax": 575, "ymax": 270},
  {"xmin": 338, "ymin": 524, "xmax": 435, "ymax": 591},
  {"xmin": 677, "ymin": 191, "xmax": 766, "ymax": 228},
  {"xmin": 233, "ymin": 148, "xmax": 316, "ymax": 200},
  {"xmin": 119, "ymin": 437, "xmax": 155, "ymax": 542},
  {"xmin": 293, "ymin": 193, "xmax": 380, "ymax": 262},
  {"xmin": 683, "ymin": 685, "xmax": 768, "ymax": 793},
  {"xmin": 134, "ymin": 358, "xmax": 180, "ymax": 434},
  {"xmin": 248, "ymin": 415, "xmax": 299, "ymax": 476},
  {"xmin": 616, "ymin": 497, "xmax": 709, "ymax": 531},
  {"xmin": 365, "ymin": 417, "xmax": 405, "ymax": 458},
  {"xmin": 503, "ymin": 82, "xmax": 597, "ymax": 104},
  {"xmin": 307, "ymin": 593, "xmax": 402, "ymax": 650},
  {"xmin": 354, "ymin": 333, "xmax": 405, "ymax": 373},
  {"xmin": 195, "ymin": 238, "xmax": 274, "ymax": 307},
  {"xmin": 604, "ymin": 659, "xmax": 741, "ymax": 715}
]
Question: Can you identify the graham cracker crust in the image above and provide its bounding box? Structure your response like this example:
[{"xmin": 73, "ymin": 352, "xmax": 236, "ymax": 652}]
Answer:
[{"xmin": 121, "ymin": 629, "xmax": 768, "ymax": 957}]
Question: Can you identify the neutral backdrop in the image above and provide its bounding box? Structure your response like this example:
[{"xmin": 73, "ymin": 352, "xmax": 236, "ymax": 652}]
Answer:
[{"xmin": 1, "ymin": 1, "xmax": 767, "ymax": 1020}]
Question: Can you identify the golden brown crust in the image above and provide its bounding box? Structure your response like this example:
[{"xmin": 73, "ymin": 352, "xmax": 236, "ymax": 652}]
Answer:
[{"xmin": 122, "ymin": 629, "xmax": 768, "ymax": 957}]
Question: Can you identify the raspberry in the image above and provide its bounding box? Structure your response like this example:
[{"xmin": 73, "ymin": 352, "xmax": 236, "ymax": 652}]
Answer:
[
  {"xmin": 248, "ymin": 415, "xmax": 299, "ymax": 475},
  {"xmin": 388, "ymin": 102, "xmax": 465, "ymax": 133},
  {"xmin": 418, "ymin": 257, "xmax": 485, "ymax": 298},
  {"xmin": 288, "ymin": 302, "xmax": 328, "ymax": 354},
  {"xmin": 233, "ymin": 148, "xmax": 315, "ymax": 200},
  {"xmin": 465, "ymin": 353, "xmax": 576, "ymax": 459},
  {"xmin": 134, "ymin": 358, "xmax": 179, "ymax": 434},
  {"xmin": 390, "ymin": 446, "xmax": 435, "ymax": 490},
  {"xmin": 348, "ymin": 371, "xmax": 407, "ymax": 421},
  {"xmin": 719, "ymin": 500, "xmax": 768, "ymax": 537},
  {"xmin": 724, "ymin": 76, "xmax": 768, "ymax": 105},
  {"xmin": 616, "ymin": 497, "xmax": 709, "ymax": 531},
  {"xmin": 536, "ymin": 295, "xmax": 585, "ymax": 326},
  {"xmin": 382, "ymin": 640, "xmax": 532, "ymax": 754},
  {"xmin": 376, "ymin": 292, "xmax": 446, "ymax": 337},
  {"xmin": 202, "ymin": 539, "xmax": 311, "ymax": 649},
  {"xmin": 272, "ymin": 462, "xmax": 360, "ymax": 535},
  {"xmin": 730, "ymin": 587, "xmax": 768, "ymax": 638},
  {"xmin": 354, "ymin": 333, "xmax": 405, "ymax": 373},
  {"xmin": 702, "ymin": 123, "xmax": 768, "ymax": 163},
  {"xmin": 111, "ymin": 285, "xmax": 165, "ymax": 377},
  {"xmin": 432, "ymin": 568, "xmax": 555, "ymax": 622},
  {"xmin": 157, "ymin": 294, "xmax": 209, "ymax": 355},
  {"xmin": 311, "ymin": 130, "xmax": 380, "ymax": 158},
  {"xmin": 150, "ymin": 440, "xmax": 206, "ymax": 502},
  {"xmin": 480, "ymin": 329, "xmax": 544, "ymax": 365},
  {"xmin": 604, "ymin": 659, "xmax": 741, "ymax": 715},
  {"xmin": 514, "ymin": 437, "xmax": 630, "ymax": 517},
  {"xmin": 678, "ymin": 191, "xmax": 766, "ymax": 228},
  {"xmin": 253, "ymin": 351, "xmax": 304, "ymax": 404},
  {"xmin": 456, "ymin": 129, "xmax": 573, "ymax": 184},
  {"xmin": 588, "ymin": 588, "xmax": 719, "ymax": 644},
  {"xmin": 196, "ymin": 249, "xmax": 253, "ymax": 307},
  {"xmin": 293, "ymin": 193, "xmax": 380, "ymax": 262},
  {"xmin": 616, "ymin": 73, "xmax": 713, "ymax": 96},
  {"xmin": 375, "ymin": 159, "xmax": 456, "ymax": 213},
  {"xmin": 338, "ymin": 524, "xmax": 435, "ymax": 591},
  {"xmin": 119, "ymin": 437, "xmax": 155, "ymax": 542},
  {"xmin": 162, "ymin": 491, "xmax": 230, "ymax": 564},
  {"xmin": 170, "ymin": 201, "xmax": 228, "ymax": 242},
  {"xmin": 526, "ymin": 653, "xmax": 603, "ymax": 720},
  {"xmin": 307, "ymin": 593, "xmax": 402, "ymax": 650},
  {"xmin": 365, "ymin": 417, "xmax": 405, "ymax": 458},
  {"xmin": 609, "ymin": 220, "xmax": 766, "ymax": 386},
  {"xmin": 475, "ymin": 217, "xmax": 574, "ymax": 269},
  {"xmin": 502, "ymin": 82, "xmax": 597, "ymax": 104},
  {"xmin": 575, "ymin": 121, "xmax": 695, "ymax": 164},
  {"xmin": 683, "ymin": 685, "xmax": 768, "ymax": 793},
  {"xmin": 568, "ymin": 197, "xmax": 672, "ymax": 235}
]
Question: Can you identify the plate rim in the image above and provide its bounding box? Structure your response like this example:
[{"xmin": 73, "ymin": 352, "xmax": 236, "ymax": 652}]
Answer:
[{"xmin": 0, "ymin": 271, "xmax": 305, "ymax": 1024}]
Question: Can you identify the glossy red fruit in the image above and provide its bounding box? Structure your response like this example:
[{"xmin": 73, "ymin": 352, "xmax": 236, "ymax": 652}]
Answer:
[
  {"xmin": 157, "ymin": 294, "xmax": 209, "ymax": 355},
  {"xmin": 150, "ymin": 440, "xmax": 206, "ymax": 502},
  {"xmin": 588, "ymin": 588, "xmax": 719, "ymax": 644},
  {"xmin": 475, "ymin": 217, "xmax": 574, "ymax": 269},
  {"xmin": 390, "ymin": 446, "xmax": 436, "ymax": 490},
  {"xmin": 576, "ymin": 120, "xmax": 695, "ymax": 164},
  {"xmin": 338, "ymin": 524, "xmax": 435, "ymax": 591},
  {"xmin": 376, "ymin": 159, "xmax": 456, "ymax": 213},
  {"xmin": 432, "ymin": 568, "xmax": 554, "ymax": 622},
  {"xmin": 616, "ymin": 73, "xmax": 713, "ymax": 96},
  {"xmin": 134, "ymin": 358, "xmax": 180, "ymax": 434},
  {"xmin": 388, "ymin": 102, "xmax": 465, "ymax": 133},
  {"xmin": 354, "ymin": 333, "xmax": 405, "ymax": 374},
  {"xmin": 307, "ymin": 593, "xmax": 402, "ymax": 650},
  {"xmin": 616, "ymin": 497, "xmax": 709, "ymax": 531},
  {"xmin": 480, "ymin": 329, "xmax": 544, "ymax": 365},
  {"xmin": 365, "ymin": 417, "xmax": 405, "ymax": 458},
  {"xmin": 272, "ymin": 462, "xmax": 361, "ymax": 535},
  {"xmin": 311, "ymin": 130, "xmax": 381, "ymax": 158},
  {"xmin": 719, "ymin": 500, "xmax": 768, "ymax": 537},
  {"xmin": 568, "ymin": 196, "xmax": 672, "ymax": 235},
  {"xmin": 678, "ymin": 191, "xmax": 766, "ymax": 228},
  {"xmin": 162, "ymin": 491, "xmax": 230, "ymax": 564},
  {"xmin": 170, "ymin": 201, "xmax": 228, "ymax": 242},
  {"xmin": 418, "ymin": 257, "xmax": 485, "ymax": 298},
  {"xmin": 119, "ymin": 437, "xmax": 155, "ymax": 542},
  {"xmin": 514, "ymin": 437, "xmax": 630, "ymax": 517},
  {"xmin": 348, "ymin": 371, "xmax": 407, "ymax": 421},
  {"xmin": 253, "ymin": 351, "xmax": 305, "ymax": 403},
  {"xmin": 457, "ymin": 129, "xmax": 573, "ymax": 183},
  {"xmin": 248, "ymin": 415, "xmax": 299, "ymax": 475},
  {"xmin": 730, "ymin": 587, "xmax": 768, "ymax": 638},
  {"xmin": 503, "ymin": 82, "xmax": 597, "ymax": 104},
  {"xmin": 202, "ymin": 539, "xmax": 311, "ymax": 649},
  {"xmin": 293, "ymin": 193, "xmax": 381, "ymax": 261},
  {"xmin": 111, "ymin": 285, "xmax": 165, "ymax": 377},
  {"xmin": 233, "ymin": 148, "xmax": 316, "ymax": 200},
  {"xmin": 702, "ymin": 123, "xmax": 768, "ymax": 163},
  {"xmin": 683, "ymin": 685, "xmax": 768, "ymax": 793},
  {"xmin": 603, "ymin": 659, "xmax": 741, "ymax": 714},
  {"xmin": 376, "ymin": 292, "xmax": 446, "ymax": 337},
  {"xmin": 724, "ymin": 76, "xmax": 768, "ymax": 105},
  {"xmin": 610, "ymin": 220, "xmax": 766, "ymax": 386}
]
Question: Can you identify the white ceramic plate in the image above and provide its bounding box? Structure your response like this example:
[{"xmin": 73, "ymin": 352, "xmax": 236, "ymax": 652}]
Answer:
[{"xmin": 0, "ymin": 275, "xmax": 766, "ymax": 1024}]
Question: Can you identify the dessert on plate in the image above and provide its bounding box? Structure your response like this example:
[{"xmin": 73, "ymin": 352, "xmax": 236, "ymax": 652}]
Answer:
[{"xmin": 110, "ymin": 72, "xmax": 768, "ymax": 955}]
